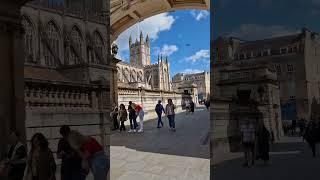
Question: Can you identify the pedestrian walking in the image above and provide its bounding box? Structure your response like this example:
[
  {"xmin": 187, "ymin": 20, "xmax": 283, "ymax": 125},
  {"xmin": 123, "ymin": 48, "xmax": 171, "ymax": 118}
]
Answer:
[
  {"xmin": 129, "ymin": 101, "xmax": 144, "ymax": 133},
  {"xmin": 256, "ymin": 123, "xmax": 270, "ymax": 165},
  {"xmin": 240, "ymin": 119, "xmax": 256, "ymax": 167},
  {"xmin": 0, "ymin": 130, "xmax": 27, "ymax": 180},
  {"xmin": 185, "ymin": 100, "xmax": 190, "ymax": 115},
  {"xmin": 57, "ymin": 126, "xmax": 86, "ymax": 180},
  {"xmin": 190, "ymin": 100, "xmax": 195, "ymax": 114},
  {"xmin": 165, "ymin": 99, "xmax": 176, "ymax": 132},
  {"xmin": 68, "ymin": 131, "xmax": 108, "ymax": 180},
  {"xmin": 303, "ymin": 121, "xmax": 318, "ymax": 157},
  {"xmin": 23, "ymin": 133, "xmax": 56, "ymax": 180},
  {"xmin": 204, "ymin": 99, "xmax": 210, "ymax": 110},
  {"xmin": 155, "ymin": 100, "xmax": 165, "ymax": 128},
  {"xmin": 118, "ymin": 104, "xmax": 128, "ymax": 132},
  {"xmin": 128, "ymin": 104, "xmax": 138, "ymax": 133},
  {"xmin": 110, "ymin": 106, "xmax": 119, "ymax": 131},
  {"xmin": 299, "ymin": 118, "xmax": 306, "ymax": 136}
]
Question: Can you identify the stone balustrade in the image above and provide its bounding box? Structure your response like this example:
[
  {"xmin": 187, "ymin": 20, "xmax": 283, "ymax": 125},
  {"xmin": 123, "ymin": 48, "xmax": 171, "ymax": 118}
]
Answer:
[{"xmin": 24, "ymin": 83, "xmax": 103, "ymax": 112}]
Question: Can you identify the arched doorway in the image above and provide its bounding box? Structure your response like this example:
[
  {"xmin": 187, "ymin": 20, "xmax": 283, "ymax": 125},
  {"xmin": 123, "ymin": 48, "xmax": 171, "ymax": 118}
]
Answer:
[{"xmin": 110, "ymin": 0, "xmax": 210, "ymax": 42}]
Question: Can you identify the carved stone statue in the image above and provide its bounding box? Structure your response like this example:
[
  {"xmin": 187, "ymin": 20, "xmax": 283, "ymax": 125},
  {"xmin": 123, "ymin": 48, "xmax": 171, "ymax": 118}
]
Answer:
[{"xmin": 111, "ymin": 43, "xmax": 118, "ymax": 55}]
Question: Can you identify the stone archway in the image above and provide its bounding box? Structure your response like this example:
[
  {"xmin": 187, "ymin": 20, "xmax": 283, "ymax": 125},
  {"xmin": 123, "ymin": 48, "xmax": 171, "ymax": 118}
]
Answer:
[{"xmin": 110, "ymin": 0, "xmax": 210, "ymax": 42}]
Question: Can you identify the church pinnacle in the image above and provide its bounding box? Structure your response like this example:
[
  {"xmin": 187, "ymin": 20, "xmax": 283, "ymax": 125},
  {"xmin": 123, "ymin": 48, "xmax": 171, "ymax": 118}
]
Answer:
[{"xmin": 140, "ymin": 31, "xmax": 144, "ymax": 43}]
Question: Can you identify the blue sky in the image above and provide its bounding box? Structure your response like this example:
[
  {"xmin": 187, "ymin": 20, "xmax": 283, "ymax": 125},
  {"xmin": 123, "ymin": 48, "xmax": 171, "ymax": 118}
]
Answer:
[
  {"xmin": 115, "ymin": 10, "xmax": 210, "ymax": 77},
  {"xmin": 213, "ymin": 0, "xmax": 320, "ymax": 41}
]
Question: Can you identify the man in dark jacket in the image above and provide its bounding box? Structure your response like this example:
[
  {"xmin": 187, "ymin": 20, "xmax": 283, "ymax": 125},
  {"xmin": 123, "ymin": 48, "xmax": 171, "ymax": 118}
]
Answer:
[
  {"xmin": 57, "ymin": 125, "xmax": 86, "ymax": 180},
  {"xmin": 128, "ymin": 104, "xmax": 138, "ymax": 132},
  {"xmin": 155, "ymin": 100, "xmax": 165, "ymax": 128}
]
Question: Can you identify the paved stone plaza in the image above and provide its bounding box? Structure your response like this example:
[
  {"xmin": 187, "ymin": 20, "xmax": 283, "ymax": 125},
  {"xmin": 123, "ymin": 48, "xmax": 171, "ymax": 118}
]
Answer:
[
  {"xmin": 213, "ymin": 136, "xmax": 320, "ymax": 180},
  {"xmin": 110, "ymin": 107, "xmax": 210, "ymax": 180}
]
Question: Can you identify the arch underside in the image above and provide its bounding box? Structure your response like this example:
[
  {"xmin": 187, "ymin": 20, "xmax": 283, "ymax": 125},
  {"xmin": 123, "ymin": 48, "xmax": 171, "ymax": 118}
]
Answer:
[{"xmin": 111, "ymin": 0, "xmax": 210, "ymax": 42}]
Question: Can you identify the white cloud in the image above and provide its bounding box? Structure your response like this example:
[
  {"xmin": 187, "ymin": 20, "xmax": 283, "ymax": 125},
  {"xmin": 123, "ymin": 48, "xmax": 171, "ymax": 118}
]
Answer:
[
  {"xmin": 226, "ymin": 24, "xmax": 299, "ymax": 41},
  {"xmin": 186, "ymin": 49, "xmax": 210, "ymax": 62},
  {"xmin": 159, "ymin": 44, "xmax": 178, "ymax": 56},
  {"xmin": 182, "ymin": 69, "xmax": 204, "ymax": 74},
  {"xmin": 114, "ymin": 13, "xmax": 175, "ymax": 61},
  {"xmin": 191, "ymin": 10, "xmax": 209, "ymax": 21}
]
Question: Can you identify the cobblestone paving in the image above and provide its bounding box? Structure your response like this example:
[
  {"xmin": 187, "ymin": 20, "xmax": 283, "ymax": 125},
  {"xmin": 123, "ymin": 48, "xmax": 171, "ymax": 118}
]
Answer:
[
  {"xmin": 213, "ymin": 136, "xmax": 320, "ymax": 180},
  {"xmin": 110, "ymin": 107, "xmax": 210, "ymax": 180}
]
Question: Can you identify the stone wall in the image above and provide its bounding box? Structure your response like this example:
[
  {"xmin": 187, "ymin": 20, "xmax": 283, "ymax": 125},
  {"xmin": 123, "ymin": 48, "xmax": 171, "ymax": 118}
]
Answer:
[
  {"xmin": 118, "ymin": 87, "xmax": 186, "ymax": 119},
  {"xmin": 24, "ymin": 81, "xmax": 111, "ymax": 163}
]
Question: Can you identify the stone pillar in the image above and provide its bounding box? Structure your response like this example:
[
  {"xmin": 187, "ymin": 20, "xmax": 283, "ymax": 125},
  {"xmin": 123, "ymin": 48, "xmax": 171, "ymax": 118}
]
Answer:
[{"xmin": 0, "ymin": 1, "xmax": 26, "ymax": 158}]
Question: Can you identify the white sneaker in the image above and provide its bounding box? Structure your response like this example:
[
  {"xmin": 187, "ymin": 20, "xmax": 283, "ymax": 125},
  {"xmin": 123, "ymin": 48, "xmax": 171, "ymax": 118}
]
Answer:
[
  {"xmin": 138, "ymin": 129, "xmax": 143, "ymax": 133},
  {"xmin": 128, "ymin": 130, "xmax": 133, "ymax": 133},
  {"xmin": 133, "ymin": 129, "xmax": 137, "ymax": 132}
]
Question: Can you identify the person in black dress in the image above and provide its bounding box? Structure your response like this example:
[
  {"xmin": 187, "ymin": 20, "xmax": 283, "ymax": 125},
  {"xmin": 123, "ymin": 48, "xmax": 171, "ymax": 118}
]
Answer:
[
  {"xmin": 256, "ymin": 123, "xmax": 270, "ymax": 165},
  {"xmin": 57, "ymin": 125, "xmax": 86, "ymax": 180}
]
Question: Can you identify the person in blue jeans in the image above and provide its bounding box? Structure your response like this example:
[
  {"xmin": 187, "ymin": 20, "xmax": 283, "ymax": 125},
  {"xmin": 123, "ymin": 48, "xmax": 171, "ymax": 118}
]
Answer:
[
  {"xmin": 165, "ymin": 99, "xmax": 176, "ymax": 132},
  {"xmin": 128, "ymin": 104, "xmax": 138, "ymax": 132},
  {"xmin": 155, "ymin": 100, "xmax": 165, "ymax": 128}
]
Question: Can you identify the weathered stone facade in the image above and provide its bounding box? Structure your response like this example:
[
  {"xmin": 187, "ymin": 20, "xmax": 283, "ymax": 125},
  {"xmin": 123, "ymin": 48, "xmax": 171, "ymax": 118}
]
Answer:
[
  {"xmin": 20, "ymin": 0, "xmax": 112, "ymax": 161},
  {"xmin": 214, "ymin": 28, "xmax": 320, "ymax": 121},
  {"xmin": 172, "ymin": 71, "xmax": 210, "ymax": 101}
]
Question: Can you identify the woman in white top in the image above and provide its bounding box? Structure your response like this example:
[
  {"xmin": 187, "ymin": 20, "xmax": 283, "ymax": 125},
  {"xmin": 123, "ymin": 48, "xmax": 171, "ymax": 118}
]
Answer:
[{"xmin": 165, "ymin": 99, "xmax": 176, "ymax": 132}]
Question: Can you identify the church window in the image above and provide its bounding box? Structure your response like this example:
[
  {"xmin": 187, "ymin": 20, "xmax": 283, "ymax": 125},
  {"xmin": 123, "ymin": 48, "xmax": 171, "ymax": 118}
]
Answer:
[
  {"xmin": 93, "ymin": 31, "xmax": 104, "ymax": 64},
  {"xmin": 45, "ymin": 21, "xmax": 60, "ymax": 66},
  {"xmin": 275, "ymin": 64, "xmax": 281, "ymax": 74},
  {"xmin": 287, "ymin": 64, "xmax": 294, "ymax": 72},
  {"xmin": 280, "ymin": 47, "xmax": 287, "ymax": 54},
  {"xmin": 22, "ymin": 17, "xmax": 35, "ymax": 63},
  {"xmin": 70, "ymin": 26, "xmax": 83, "ymax": 64},
  {"xmin": 289, "ymin": 96, "xmax": 296, "ymax": 100},
  {"xmin": 288, "ymin": 46, "xmax": 293, "ymax": 53}
]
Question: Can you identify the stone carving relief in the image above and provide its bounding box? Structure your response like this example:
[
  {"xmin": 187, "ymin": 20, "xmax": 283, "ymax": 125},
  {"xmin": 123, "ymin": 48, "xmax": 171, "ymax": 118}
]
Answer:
[{"xmin": 123, "ymin": 68, "xmax": 130, "ymax": 82}]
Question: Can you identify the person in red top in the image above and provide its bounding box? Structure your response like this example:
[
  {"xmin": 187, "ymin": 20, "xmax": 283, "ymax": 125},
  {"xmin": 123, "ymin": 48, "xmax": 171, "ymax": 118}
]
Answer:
[
  {"xmin": 129, "ymin": 101, "xmax": 145, "ymax": 133},
  {"xmin": 68, "ymin": 130, "xmax": 108, "ymax": 180}
]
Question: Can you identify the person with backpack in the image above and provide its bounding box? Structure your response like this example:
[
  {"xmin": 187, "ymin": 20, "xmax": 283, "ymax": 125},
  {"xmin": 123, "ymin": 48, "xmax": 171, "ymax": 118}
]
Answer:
[
  {"xmin": 118, "ymin": 104, "xmax": 128, "ymax": 132},
  {"xmin": 155, "ymin": 100, "xmax": 165, "ymax": 128}
]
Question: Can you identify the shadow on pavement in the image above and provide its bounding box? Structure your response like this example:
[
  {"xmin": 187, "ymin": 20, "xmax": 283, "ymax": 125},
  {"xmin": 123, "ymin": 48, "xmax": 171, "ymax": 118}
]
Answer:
[
  {"xmin": 212, "ymin": 139, "xmax": 320, "ymax": 180},
  {"xmin": 110, "ymin": 106, "xmax": 210, "ymax": 159}
]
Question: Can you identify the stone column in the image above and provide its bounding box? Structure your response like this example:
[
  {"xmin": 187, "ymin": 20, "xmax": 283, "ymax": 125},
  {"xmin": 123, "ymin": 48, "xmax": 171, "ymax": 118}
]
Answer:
[{"xmin": 0, "ymin": 0, "xmax": 27, "ymax": 158}]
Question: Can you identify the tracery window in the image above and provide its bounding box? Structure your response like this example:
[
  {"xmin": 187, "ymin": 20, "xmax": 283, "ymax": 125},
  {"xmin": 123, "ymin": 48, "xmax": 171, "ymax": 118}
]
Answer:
[
  {"xmin": 44, "ymin": 21, "xmax": 60, "ymax": 66},
  {"xmin": 69, "ymin": 26, "xmax": 83, "ymax": 64},
  {"xmin": 22, "ymin": 17, "xmax": 35, "ymax": 63},
  {"xmin": 93, "ymin": 31, "xmax": 104, "ymax": 64}
]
